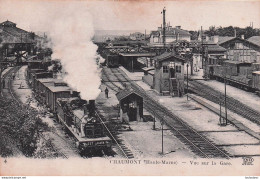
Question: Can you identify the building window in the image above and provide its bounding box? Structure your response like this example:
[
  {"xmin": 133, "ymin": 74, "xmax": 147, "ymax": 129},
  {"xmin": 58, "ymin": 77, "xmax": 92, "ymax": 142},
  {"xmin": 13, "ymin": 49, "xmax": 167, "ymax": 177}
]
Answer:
[
  {"xmin": 163, "ymin": 65, "xmax": 169, "ymax": 73},
  {"xmin": 235, "ymin": 43, "xmax": 243, "ymax": 49},
  {"xmin": 176, "ymin": 66, "xmax": 181, "ymax": 73}
]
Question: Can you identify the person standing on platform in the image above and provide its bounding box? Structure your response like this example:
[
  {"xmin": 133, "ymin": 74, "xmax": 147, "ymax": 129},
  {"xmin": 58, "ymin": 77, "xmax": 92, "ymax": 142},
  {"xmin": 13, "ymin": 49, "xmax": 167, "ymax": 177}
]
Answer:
[
  {"xmin": 12, "ymin": 73, "xmax": 15, "ymax": 80},
  {"xmin": 105, "ymin": 87, "xmax": 109, "ymax": 99}
]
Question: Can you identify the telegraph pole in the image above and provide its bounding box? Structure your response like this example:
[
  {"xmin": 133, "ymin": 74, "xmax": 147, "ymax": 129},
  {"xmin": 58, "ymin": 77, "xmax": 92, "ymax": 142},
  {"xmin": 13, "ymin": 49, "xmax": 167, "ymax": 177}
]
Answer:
[
  {"xmin": 186, "ymin": 63, "xmax": 189, "ymax": 101},
  {"xmin": 201, "ymin": 26, "xmax": 204, "ymax": 69},
  {"xmin": 224, "ymin": 68, "xmax": 227, "ymax": 125},
  {"xmin": 161, "ymin": 120, "xmax": 164, "ymax": 155}
]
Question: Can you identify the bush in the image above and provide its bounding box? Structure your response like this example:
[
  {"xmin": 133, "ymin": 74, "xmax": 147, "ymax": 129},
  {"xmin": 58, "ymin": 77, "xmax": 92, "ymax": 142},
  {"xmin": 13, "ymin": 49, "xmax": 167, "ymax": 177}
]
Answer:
[{"xmin": 0, "ymin": 96, "xmax": 48, "ymax": 157}]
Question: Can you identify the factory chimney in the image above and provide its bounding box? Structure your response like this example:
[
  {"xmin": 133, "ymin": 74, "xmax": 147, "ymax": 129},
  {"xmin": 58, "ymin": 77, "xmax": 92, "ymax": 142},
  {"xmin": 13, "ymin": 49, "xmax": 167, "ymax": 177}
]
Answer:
[{"xmin": 161, "ymin": 7, "xmax": 166, "ymax": 49}]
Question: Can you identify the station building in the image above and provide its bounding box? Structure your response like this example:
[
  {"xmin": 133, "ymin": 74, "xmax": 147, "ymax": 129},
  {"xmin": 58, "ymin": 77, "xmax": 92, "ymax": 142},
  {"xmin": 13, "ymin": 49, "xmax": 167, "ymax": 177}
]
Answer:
[
  {"xmin": 143, "ymin": 52, "xmax": 186, "ymax": 97},
  {"xmin": 150, "ymin": 25, "xmax": 191, "ymax": 44}
]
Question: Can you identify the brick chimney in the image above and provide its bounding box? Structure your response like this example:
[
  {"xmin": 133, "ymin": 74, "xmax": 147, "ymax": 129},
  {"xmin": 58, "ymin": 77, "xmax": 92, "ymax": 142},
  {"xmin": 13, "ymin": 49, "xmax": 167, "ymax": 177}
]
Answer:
[{"xmin": 213, "ymin": 35, "xmax": 219, "ymax": 43}]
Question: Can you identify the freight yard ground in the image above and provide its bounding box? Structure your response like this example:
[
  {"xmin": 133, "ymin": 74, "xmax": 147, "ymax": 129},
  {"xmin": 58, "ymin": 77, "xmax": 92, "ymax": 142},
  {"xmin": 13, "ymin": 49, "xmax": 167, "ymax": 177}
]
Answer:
[{"xmin": 99, "ymin": 66, "xmax": 260, "ymax": 158}]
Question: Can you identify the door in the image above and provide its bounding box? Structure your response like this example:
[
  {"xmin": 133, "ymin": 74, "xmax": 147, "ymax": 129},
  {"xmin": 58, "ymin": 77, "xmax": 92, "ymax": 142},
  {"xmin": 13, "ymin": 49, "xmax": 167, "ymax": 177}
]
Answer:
[
  {"xmin": 128, "ymin": 107, "xmax": 137, "ymax": 121},
  {"xmin": 170, "ymin": 68, "xmax": 175, "ymax": 78}
]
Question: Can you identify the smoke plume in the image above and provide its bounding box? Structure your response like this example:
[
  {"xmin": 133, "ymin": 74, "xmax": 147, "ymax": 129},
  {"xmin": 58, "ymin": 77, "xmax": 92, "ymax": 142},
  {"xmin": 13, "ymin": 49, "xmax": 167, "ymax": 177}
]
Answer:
[
  {"xmin": 0, "ymin": 1, "xmax": 103, "ymax": 100},
  {"xmin": 48, "ymin": 5, "xmax": 102, "ymax": 100}
]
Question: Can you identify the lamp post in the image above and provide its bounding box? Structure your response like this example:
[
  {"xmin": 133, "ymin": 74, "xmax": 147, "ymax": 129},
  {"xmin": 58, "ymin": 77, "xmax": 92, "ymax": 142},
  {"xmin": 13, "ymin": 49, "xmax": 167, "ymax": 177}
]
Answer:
[
  {"xmin": 160, "ymin": 119, "xmax": 164, "ymax": 155},
  {"xmin": 220, "ymin": 66, "xmax": 228, "ymax": 126}
]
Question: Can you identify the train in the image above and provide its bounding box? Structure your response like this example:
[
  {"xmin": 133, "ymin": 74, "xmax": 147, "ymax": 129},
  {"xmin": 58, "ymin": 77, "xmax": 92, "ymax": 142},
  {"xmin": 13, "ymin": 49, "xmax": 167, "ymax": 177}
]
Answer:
[
  {"xmin": 207, "ymin": 60, "xmax": 260, "ymax": 93},
  {"xmin": 26, "ymin": 60, "xmax": 112, "ymax": 153}
]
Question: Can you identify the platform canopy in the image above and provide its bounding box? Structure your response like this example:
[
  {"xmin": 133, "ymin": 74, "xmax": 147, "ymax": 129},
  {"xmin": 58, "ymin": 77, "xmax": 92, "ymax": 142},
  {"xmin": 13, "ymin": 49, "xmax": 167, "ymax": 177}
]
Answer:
[{"xmin": 119, "ymin": 52, "xmax": 156, "ymax": 57}]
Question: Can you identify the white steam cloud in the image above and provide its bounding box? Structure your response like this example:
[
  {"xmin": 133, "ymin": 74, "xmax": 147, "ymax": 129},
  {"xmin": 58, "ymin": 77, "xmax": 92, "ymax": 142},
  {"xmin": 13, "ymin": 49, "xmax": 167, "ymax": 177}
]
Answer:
[
  {"xmin": 48, "ymin": 5, "xmax": 102, "ymax": 100},
  {"xmin": 0, "ymin": 1, "xmax": 103, "ymax": 100}
]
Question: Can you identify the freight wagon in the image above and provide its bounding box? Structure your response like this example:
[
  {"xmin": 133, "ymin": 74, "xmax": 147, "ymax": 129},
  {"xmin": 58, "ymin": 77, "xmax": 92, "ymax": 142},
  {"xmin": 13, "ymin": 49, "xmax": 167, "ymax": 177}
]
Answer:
[{"xmin": 208, "ymin": 60, "xmax": 260, "ymax": 91}]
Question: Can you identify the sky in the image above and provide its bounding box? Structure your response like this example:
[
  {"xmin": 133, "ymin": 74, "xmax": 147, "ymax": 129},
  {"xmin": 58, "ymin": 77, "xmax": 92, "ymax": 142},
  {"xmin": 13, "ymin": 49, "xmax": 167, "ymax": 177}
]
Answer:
[{"xmin": 0, "ymin": 0, "xmax": 260, "ymax": 33}]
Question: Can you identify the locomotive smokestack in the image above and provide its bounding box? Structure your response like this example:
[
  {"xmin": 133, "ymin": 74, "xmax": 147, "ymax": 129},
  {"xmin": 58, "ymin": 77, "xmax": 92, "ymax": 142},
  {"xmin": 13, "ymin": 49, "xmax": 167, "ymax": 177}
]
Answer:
[{"xmin": 88, "ymin": 100, "xmax": 96, "ymax": 117}]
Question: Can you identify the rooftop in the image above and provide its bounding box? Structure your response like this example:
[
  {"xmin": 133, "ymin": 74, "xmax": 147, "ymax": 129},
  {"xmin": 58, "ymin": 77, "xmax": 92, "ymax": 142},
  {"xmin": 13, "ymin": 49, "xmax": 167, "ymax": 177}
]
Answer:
[
  {"xmin": 153, "ymin": 52, "xmax": 187, "ymax": 63},
  {"xmin": 0, "ymin": 20, "xmax": 36, "ymax": 44},
  {"xmin": 116, "ymin": 87, "xmax": 142, "ymax": 101},
  {"xmin": 247, "ymin": 36, "xmax": 260, "ymax": 47},
  {"xmin": 47, "ymin": 86, "xmax": 72, "ymax": 93},
  {"xmin": 151, "ymin": 27, "xmax": 191, "ymax": 37}
]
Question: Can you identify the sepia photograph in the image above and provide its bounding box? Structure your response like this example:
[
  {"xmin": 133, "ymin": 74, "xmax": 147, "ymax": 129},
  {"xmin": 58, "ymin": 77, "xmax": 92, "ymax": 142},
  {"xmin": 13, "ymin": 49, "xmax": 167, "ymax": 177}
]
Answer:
[{"xmin": 0, "ymin": 0, "xmax": 260, "ymax": 176}]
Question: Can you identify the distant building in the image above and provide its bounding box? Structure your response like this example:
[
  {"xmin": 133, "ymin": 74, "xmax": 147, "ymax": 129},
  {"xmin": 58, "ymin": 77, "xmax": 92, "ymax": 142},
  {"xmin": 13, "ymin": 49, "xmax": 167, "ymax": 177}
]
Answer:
[
  {"xmin": 129, "ymin": 32, "xmax": 145, "ymax": 41},
  {"xmin": 205, "ymin": 35, "xmax": 260, "ymax": 63},
  {"xmin": 0, "ymin": 20, "xmax": 37, "ymax": 44},
  {"xmin": 150, "ymin": 25, "xmax": 191, "ymax": 44},
  {"xmin": 0, "ymin": 20, "xmax": 44, "ymax": 62}
]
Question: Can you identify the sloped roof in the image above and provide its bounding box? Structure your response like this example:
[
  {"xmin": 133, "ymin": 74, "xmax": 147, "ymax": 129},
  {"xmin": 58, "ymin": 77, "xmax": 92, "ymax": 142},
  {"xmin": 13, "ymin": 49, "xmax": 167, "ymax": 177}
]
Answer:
[
  {"xmin": 0, "ymin": 20, "xmax": 36, "ymax": 44},
  {"xmin": 207, "ymin": 44, "xmax": 226, "ymax": 52},
  {"xmin": 218, "ymin": 36, "xmax": 236, "ymax": 45},
  {"xmin": 151, "ymin": 28, "xmax": 191, "ymax": 37},
  {"xmin": 116, "ymin": 88, "xmax": 142, "ymax": 101},
  {"xmin": 0, "ymin": 20, "xmax": 16, "ymax": 27},
  {"xmin": 247, "ymin": 36, "xmax": 260, "ymax": 47},
  {"xmin": 153, "ymin": 52, "xmax": 186, "ymax": 63},
  {"xmin": 223, "ymin": 60, "xmax": 251, "ymax": 65}
]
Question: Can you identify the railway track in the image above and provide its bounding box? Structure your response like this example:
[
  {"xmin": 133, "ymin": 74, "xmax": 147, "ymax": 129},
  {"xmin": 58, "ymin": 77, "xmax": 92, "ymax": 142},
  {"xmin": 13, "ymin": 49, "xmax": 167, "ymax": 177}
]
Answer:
[
  {"xmin": 1, "ymin": 66, "xmax": 75, "ymax": 159},
  {"xmin": 102, "ymin": 67, "xmax": 231, "ymax": 159},
  {"xmin": 188, "ymin": 80, "xmax": 260, "ymax": 125},
  {"xmin": 95, "ymin": 111, "xmax": 134, "ymax": 159}
]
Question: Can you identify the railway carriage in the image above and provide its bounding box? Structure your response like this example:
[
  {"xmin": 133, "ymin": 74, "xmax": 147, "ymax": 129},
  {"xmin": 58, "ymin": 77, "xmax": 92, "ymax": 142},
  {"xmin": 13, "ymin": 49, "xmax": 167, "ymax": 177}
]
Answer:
[
  {"xmin": 45, "ymin": 85, "xmax": 77, "ymax": 112},
  {"xmin": 31, "ymin": 72, "xmax": 53, "ymax": 91},
  {"xmin": 208, "ymin": 60, "xmax": 260, "ymax": 91},
  {"xmin": 34, "ymin": 78, "xmax": 67, "ymax": 104}
]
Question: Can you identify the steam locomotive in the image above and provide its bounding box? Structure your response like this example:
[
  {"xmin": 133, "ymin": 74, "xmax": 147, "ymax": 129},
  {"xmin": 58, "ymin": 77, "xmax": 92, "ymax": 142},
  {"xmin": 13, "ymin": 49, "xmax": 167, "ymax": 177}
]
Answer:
[
  {"xmin": 56, "ymin": 98, "xmax": 112, "ymax": 153},
  {"xmin": 27, "ymin": 60, "xmax": 112, "ymax": 154}
]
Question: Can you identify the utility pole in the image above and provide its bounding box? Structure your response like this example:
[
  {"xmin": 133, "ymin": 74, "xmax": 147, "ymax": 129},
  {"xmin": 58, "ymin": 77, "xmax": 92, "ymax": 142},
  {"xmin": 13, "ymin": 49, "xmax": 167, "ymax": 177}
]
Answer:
[
  {"xmin": 219, "ymin": 92, "xmax": 222, "ymax": 125},
  {"xmin": 186, "ymin": 63, "xmax": 189, "ymax": 101},
  {"xmin": 224, "ymin": 68, "xmax": 227, "ymax": 125},
  {"xmin": 161, "ymin": 120, "xmax": 164, "ymax": 155},
  {"xmin": 201, "ymin": 26, "xmax": 204, "ymax": 69},
  {"xmin": 162, "ymin": 7, "xmax": 166, "ymax": 50}
]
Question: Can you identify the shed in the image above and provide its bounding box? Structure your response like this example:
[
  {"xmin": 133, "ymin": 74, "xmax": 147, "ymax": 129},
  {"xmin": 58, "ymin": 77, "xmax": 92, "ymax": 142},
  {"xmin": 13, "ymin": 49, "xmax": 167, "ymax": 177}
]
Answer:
[{"xmin": 116, "ymin": 88, "xmax": 143, "ymax": 123}]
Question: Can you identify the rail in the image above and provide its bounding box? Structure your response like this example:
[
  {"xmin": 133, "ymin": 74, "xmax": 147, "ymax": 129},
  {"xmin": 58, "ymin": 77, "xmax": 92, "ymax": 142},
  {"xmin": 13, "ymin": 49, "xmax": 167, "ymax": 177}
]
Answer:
[
  {"xmin": 95, "ymin": 111, "xmax": 130, "ymax": 159},
  {"xmin": 102, "ymin": 67, "xmax": 230, "ymax": 159}
]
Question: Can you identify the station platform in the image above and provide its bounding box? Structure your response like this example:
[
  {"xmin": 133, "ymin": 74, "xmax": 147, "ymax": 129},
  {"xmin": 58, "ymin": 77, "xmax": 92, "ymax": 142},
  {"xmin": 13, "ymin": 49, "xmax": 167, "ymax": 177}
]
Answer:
[
  {"xmin": 102, "ymin": 66, "xmax": 260, "ymax": 157},
  {"xmin": 189, "ymin": 94, "xmax": 260, "ymax": 140}
]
